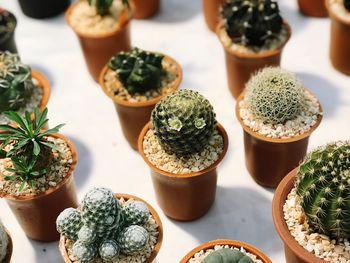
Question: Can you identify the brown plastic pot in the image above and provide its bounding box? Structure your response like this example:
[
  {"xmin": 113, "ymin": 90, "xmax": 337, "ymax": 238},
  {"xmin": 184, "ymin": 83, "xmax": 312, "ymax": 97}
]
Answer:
[
  {"xmin": 99, "ymin": 55, "xmax": 182, "ymax": 150},
  {"xmin": 59, "ymin": 193, "xmax": 163, "ymax": 263},
  {"xmin": 326, "ymin": 0, "xmax": 350, "ymax": 75},
  {"xmin": 130, "ymin": 0, "xmax": 160, "ymax": 19},
  {"xmin": 235, "ymin": 92, "xmax": 323, "ymax": 188},
  {"xmin": 297, "ymin": 0, "xmax": 328, "ymax": 17},
  {"xmin": 272, "ymin": 168, "xmax": 325, "ymax": 263},
  {"xmin": 65, "ymin": 3, "xmax": 132, "ymax": 82},
  {"xmin": 180, "ymin": 239, "xmax": 272, "ymax": 263},
  {"xmin": 0, "ymin": 133, "xmax": 78, "ymax": 242},
  {"xmin": 216, "ymin": 22, "xmax": 291, "ymax": 99},
  {"xmin": 202, "ymin": 0, "xmax": 224, "ymax": 32},
  {"xmin": 138, "ymin": 122, "xmax": 229, "ymax": 221},
  {"xmin": 3, "ymin": 228, "xmax": 12, "ymax": 263}
]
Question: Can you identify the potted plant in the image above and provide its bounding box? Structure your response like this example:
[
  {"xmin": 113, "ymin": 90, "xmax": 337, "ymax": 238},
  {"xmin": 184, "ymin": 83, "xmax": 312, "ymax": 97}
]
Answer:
[
  {"xmin": 326, "ymin": 0, "xmax": 350, "ymax": 75},
  {"xmin": 130, "ymin": 0, "xmax": 160, "ymax": 19},
  {"xmin": 0, "ymin": 107, "xmax": 78, "ymax": 242},
  {"xmin": 297, "ymin": 0, "xmax": 328, "ymax": 17},
  {"xmin": 138, "ymin": 89, "xmax": 229, "ymax": 221},
  {"xmin": 202, "ymin": 0, "xmax": 224, "ymax": 32},
  {"xmin": 216, "ymin": 0, "xmax": 291, "ymax": 99},
  {"xmin": 18, "ymin": 0, "xmax": 70, "ymax": 19},
  {"xmin": 235, "ymin": 67, "xmax": 323, "ymax": 188},
  {"xmin": 180, "ymin": 239, "xmax": 271, "ymax": 263},
  {"xmin": 57, "ymin": 187, "xmax": 163, "ymax": 263},
  {"xmin": 99, "ymin": 47, "xmax": 182, "ymax": 149},
  {"xmin": 0, "ymin": 51, "xmax": 50, "ymax": 125},
  {"xmin": 273, "ymin": 141, "xmax": 350, "ymax": 263},
  {"xmin": 0, "ymin": 220, "xmax": 12, "ymax": 263},
  {"xmin": 0, "ymin": 9, "xmax": 17, "ymax": 53},
  {"xmin": 65, "ymin": 0, "xmax": 132, "ymax": 82}
]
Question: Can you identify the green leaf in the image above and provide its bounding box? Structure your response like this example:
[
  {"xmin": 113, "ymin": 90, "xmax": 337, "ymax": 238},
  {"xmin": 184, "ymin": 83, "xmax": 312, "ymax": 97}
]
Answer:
[
  {"xmin": 33, "ymin": 140, "xmax": 40, "ymax": 156},
  {"xmin": 0, "ymin": 125, "xmax": 25, "ymax": 135},
  {"xmin": 35, "ymin": 108, "xmax": 48, "ymax": 133},
  {"xmin": 3, "ymin": 111, "xmax": 30, "ymax": 134},
  {"xmin": 40, "ymin": 141, "xmax": 59, "ymax": 151},
  {"xmin": 4, "ymin": 175, "xmax": 17, "ymax": 181},
  {"xmin": 25, "ymin": 111, "xmax": 33, "ymax": 137},
  {"xmin": 18, "ymin": 181, "xmax": 27, "ymax": 192},
  {"xmin": 7, "ymin": 138, "xmax": 31, "ymax": 156},
  {"xmin": 37, "ymin": 124, "xmax": 65, "ymax": 139}
]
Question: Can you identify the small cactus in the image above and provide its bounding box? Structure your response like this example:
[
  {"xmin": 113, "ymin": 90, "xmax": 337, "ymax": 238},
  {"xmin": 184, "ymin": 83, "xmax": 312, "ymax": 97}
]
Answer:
[
  {"xmin": 78, "ymin": 225, "xmax": 97, "ymax": 245},
  {"xmin": 72, "ymin": 240, "xmax": 98, "ymax": 263},
  {"xmin": 345, "ymin": 0, "xmax": 350, "ymax": 11},
  {"xmin": 122, "ymin": 201, "xmax": 150, "ymax": 226},
  {"xmin": 151, "ymin": 89, "xmax": 216, "ymax": 156},
  {"xmin": 117, "ymin": 225, "xmax": 149, "ymax": 255},
  {"xmin": 56, "ymin": 208, "xmax": 83, "ymax": 241},
  {"xmin": 296, "ymin": 141, "xmax": 350, "ymax": 239},
  {"xmin": 99, "ymin": 239, "xmax": 120, "ymax": 261},
  {"xmin": 202, "ymin": 248, "xmax": 253, "ymax": 263},
  {"xmin": 108, "ymin": 47, "xmax": 164, "ymax": 94},
  {"xmin": 0, "ymin": 220, "xmax": 9, "ymax": 262},
  {"xmin": 245, "ymin": 67, "xmax": 306, "ymax": 125},
  {"xmin": 88, "ymin": 0, "xmax": 130, "ymax": 16}
]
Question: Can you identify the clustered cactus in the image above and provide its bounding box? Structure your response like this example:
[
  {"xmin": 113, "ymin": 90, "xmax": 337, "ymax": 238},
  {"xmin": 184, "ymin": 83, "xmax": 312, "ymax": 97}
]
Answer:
[
  {"xmin": 151, "ymin": 89, "xmax": 216, "ymax": 156},
  {"xmin": 108, "ymin": 47, "xmax": 165, "ymax": 94},
  {"xmin": 221, "ymin": 0, "xmax": 283, "ymax": 47},
  {"xmin": 202, "ymin": 248, "xmax": 253, "ymax": 263},
  {"xmin": 0, "ymin": 51, "xmax": 34, "ymax": 113},
  {"xmin": 345, "ymin": 0, "xmax": 350, "ymax": 11},
  {"xmin": 88, "ymin": 0, "xmax": 130, "ymax": 16},
  {"xmin": 245, "ymin": 67, "xmax": 306, "ymax": 125},
  {"xmin": 0, "ymin": 220, "xmax": 8, "ymax": 262},
  {"xmin": 296, "ymin": 141, "xmax": 350, "ymax": 239},
  {"xmin": 57, "ymin": 187, "xmax": 152, "ymax": 262}
]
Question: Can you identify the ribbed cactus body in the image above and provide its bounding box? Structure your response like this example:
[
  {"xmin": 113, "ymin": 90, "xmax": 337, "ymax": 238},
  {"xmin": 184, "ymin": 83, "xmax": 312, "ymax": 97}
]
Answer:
[
  {"xmin": 56, "ymin": 208, "xmax": 83, "ymax": 241},
  {"xmin": 72, "ymin": 240, "xmax": 98, "ymax": 263},
  {"xmin": 345, "ymin": 0, "xmax": 350, "ymax": 11},
  {"xmin": 151, "ymin": 89, "xmax": 216, "ymax": 156},
  {"xmin": 0, "ymin": 220, "xmax": 8, "ymax": 262},
  {"xmin": 122, "ymin": 201, "xmax": 150, "ymax": 226},
  {"xmin": 118, "ymin": 225, "xmax": 149, "ymax": 255},
  {"xmin": 222, "ymin": 0, "xmax": 283, "ymax": 47},
  {"xmin": 108, "ymin": 47, "xmax": 164, "ymax": 94},
  {"xmin": 203, "ymin": 248, "xmax": 253, "ymax": 263},
  {"xmin": 99, "ymin": 239, "xmax": 120, "ymax": 261},
  {"xmin": 78, "ymin": 225, "xmax": 97, "ymax": 245},
  {"xmin": 296, "ymin": 141, "xmax": 350, "ymax": 239}
]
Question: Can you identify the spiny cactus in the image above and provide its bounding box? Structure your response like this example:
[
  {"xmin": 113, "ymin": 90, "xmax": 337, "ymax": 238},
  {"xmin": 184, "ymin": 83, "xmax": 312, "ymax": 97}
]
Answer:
[
  {"xmin": 72, "ymin": 240, "xmax": 98, "ymax": 263},
  {"xmin": 117, "ymin": 225, "xmax": 149, "ymax": 255},
  {"xmin": 78, "ymin": 225, "xmax": 97, "ymax": 245},
  {"xmin": 108, "ymin": 47, "xmax": 165, "ymax": 94},
  {"xmin": 345, "ymin": 0, "xmax": 350, "ymax": 11},
  {"xmin": 151, "ymin": 89, "xmax": 216, "ymax": 156},
  {"xmin": 202, "ymin": 248, "xmax": 253, "ymax": 263},
  {"xmin": 222, "ymin": 0, "xmax": 283, "ymax": 47},
  {"xmin": 296, "ymin": 141, "xmax": 350, "ymax": 239},
  {"xmin": 0, "ymin": 51, "xmax": 34, "ymax": 113},
  {"xmin": 56, "ymin": 208, "xmax": 83, "ymax": 241},
  {"xmin": 122, "ymin": 201, "xmax": 150, "ymax": 226},
  {"xmin": 0, "ymin": 220, "xmax": 8, "ymax": 262},
  {"xmin": 99, "ymin": 239, "xmax": 120, "ymax": 261},
  {"xmin": 245, "ymin": 67, "xmax": 306, "ymax": 125}
]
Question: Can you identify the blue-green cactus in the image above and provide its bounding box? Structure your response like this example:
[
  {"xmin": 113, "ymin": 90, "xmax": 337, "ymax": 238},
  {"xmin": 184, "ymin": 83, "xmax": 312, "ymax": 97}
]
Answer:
[
  {"xmin": 72, "ymin": 240, "xmax": 98, "ymax": 263},
  {"xmin": 56, "ymin": 208, "xmax": 83, "ymax": 241},
  {"xmin": 117, "ymin": 225, "xmax": 149, "ymax": 255},
  {"xmin": 99, "ymin": 239, "xmax": 120, "ymax": 261},
  {"xmin": 122, "ymin": 201, "xmax": 150, "ymax": 226},
  {"xmin": 78, "ymin": 225, "xmax": 97, "ymax": 245},
  {"xmin": 203, "ymin": 248, "xmax": 253, "ymax": 263}
]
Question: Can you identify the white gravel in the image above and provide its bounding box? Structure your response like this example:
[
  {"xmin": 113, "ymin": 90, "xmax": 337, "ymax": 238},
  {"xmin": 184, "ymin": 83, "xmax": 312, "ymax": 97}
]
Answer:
[{"xmin": 328, "ymin": 0, "xmax": 350, "ymax": 23}]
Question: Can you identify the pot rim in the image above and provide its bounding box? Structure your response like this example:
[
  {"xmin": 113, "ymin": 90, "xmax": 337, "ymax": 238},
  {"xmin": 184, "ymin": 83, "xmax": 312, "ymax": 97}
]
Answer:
[
  {"xmin": 32, "ymin": 70, "xmax": 51, "ymax": 112},
  {"xmin": 0, "ymin": 132, "xmax": 78, "ymax": 201},
  {"xmin": 59, "ymin": 193, "xmax": 163, "ymax": 263},
  {"xmin": 3, "ymin": 228, "xmax": 13, "ymax": 263},
  {"xmin": 235, "ymin": 89, "xmax": 323, "ymax": 143},
  {"xmin": 0, "ymin": 9, "xmax": 17, "ymax": 44},
  {"xmin": 138, "ymin": 122, "xmax": 229, "ymax": 179},
  {"xmin": 272, "ymin": 167, "xmax": 326, "ymax": 263},
  {"xmin": 215, "ymin": 20, "xmax": 292, "ymax": 59},
  {"xmin": 325, "ymin": 0, "xmax": 350, "ymax": 26},
  {"xmin": 99, "ymin": 54, "xmax": 183, "ymax": 108},
  {"xmin": 179, "ymin": 239, "xmax": 272, "ymax": 263},
  {"xmin": 65, "ymin": 1, "xmax": 131, "ymax": 39}
]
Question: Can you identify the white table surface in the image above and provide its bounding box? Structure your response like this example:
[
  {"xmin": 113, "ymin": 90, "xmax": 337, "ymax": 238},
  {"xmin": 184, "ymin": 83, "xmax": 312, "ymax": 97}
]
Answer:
[{"xmin": 0, "ymin": 0, "xmax": 349, "ymax": 262}]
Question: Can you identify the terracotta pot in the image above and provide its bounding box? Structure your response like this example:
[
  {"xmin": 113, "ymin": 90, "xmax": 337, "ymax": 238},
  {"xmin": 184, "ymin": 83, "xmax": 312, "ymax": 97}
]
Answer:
[
  {"xmin": 18, "ymin": 0, "xmax": 70, "ymax": 19},
  {"xmin": 0, "ymin": 10, "xmax": 17, "ymax": 53},
  {"xmin": 32, "ymin": 70, "xmax": 51, "ymax": 112},
  {"xmin": 202, "ymin": 0, "xmax": 224, "ymax": 32},
  {"xmin": 326, "ymin": 1, "xmax": 350, "ymax": 75},
  {"xmin": 130, "ymin": 0, "xmax": 160, "ymax": 19},
  {"xmin": 235, "ymin": 92, "xmax": 323, "ymax": 188},
  {"xmin": 99, "ymin": 55, "xmax": 182, "ymax": 150},
  {"xmin": 180, "ymin": 239, "xmax": 272, "ymax": 263},
  {"xmin": 65, "ymin": 3, "xmax": 132, "ymax": 82},
  {"xmin": 138, "ymin": 123, "xmax": 229, "ymax": 221},
  {"xmin": 216, "ymin": 21, "xmax": 292, "ymax": 99},
  {"xmin": 297, "ymin": 0, "xmax": 328, "ymax": 17},
  {"xmin": 59, "ymin": 193, "xmax": 163, "ymax": 263},
  {"xmin": 0, "ymin": 133, "xmax": 78, "ymax": 242},
  {"xmin": 3, "ymin": 228, "xmax": 12, "ymax": 263},
  {"xmin": 272, "ymin": 168, "xmax": 325, "ymax": 263}
]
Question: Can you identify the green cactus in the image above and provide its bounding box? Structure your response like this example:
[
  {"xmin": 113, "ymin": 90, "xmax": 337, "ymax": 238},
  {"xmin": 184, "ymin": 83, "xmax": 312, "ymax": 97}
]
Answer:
[
  {"xmin": 56, "ymin": 208, "xmax": 83, "ymax": 241},
  {"xmin": 245, "ymin": 67, "xmax": 306, "ymax": 125},
  {"xmin": 122, "ymin": 201, "xmax": 150, "ymax": 226},
  {"xmin": 345, "ymin": 0, "xmax": 350, "ymax": 11},
  {"xmin": 296, "ymin": 141, "xmax": 350, "ymax": 239},
  {"xmin": 78, "ymin": 225, "xmax": 97, "ymax": 245},
  {"xmin": 151, "ymin": 89, "xmax": 216, "ymax": 156},
  {"xmin": 108, "ymin": 47, "xmax": 165, "ymax": 94},
  {"xmin": 72, "ymin": 240, "xmax": 98, "ymax": 263},
  {"xmin": 117, "ymin": 225, "xmax": 149, "ymax": 255},
  {"xmin": 222, "ymin": 0, "xmax": 283, "ymax": 47},
  {"xmin": 0, "ymin": 51, "xmax": 34, "ymax": 113},
  {"xmin": 99, "ymin": 239, "xmax": 120, "ymax": 261},
  {"xmin": 203, "ymin": 248, "xmax": 253, "ymax": 263},
  {"xmin": 88, "ymin": 0, "xmax": 130, "ymax": 16},
  {"xmin": 0, "ymin": 220, "xmax": 9, "ymax": 262}
]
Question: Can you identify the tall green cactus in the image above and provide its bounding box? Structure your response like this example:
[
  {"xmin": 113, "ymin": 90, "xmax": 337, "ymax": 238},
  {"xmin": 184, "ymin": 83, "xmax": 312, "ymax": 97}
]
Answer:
[
  {"xmin": 202, "ymin": 248, "xmax": 253, "ymax": 263},
  {"xmin": 296, "ymin": 141, "xmax": 350, "ymax": 239}
]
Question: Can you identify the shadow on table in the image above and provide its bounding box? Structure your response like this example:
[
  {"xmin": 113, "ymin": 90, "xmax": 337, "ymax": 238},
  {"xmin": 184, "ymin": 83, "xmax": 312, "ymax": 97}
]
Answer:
[
  {"xmin": 171, "ymin": 186, "xmax": 282, "ymax": 257},
  {"xmin": 28, "ymin": 239, "xmax": 61, "ymax": 263},
  {"xmin": 152, "ymin": 0, "xmax": 201, "ymax": 23}
]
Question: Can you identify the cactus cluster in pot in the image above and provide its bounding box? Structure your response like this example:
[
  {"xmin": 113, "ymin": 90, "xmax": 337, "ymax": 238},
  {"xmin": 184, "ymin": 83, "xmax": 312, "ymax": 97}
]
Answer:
[
  {"xmin": 202, "ymin": 248, "xmax": 253, "ymax": 263},
  {"xmin": 0, "ymin": 220, "xmax": 9, "ymax": 262}
]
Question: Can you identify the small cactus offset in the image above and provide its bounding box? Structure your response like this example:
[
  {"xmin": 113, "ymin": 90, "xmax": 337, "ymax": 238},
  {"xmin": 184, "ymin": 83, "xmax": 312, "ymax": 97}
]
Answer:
[
  {"xmin": 99, "ymin": 239, "xmax": 120, "ymax": 261},
  {"xmin": 72, "ymin": 240, "xmax": 98, "ymax": 263},
  {"xmin": 245, "ymin": 67, "xmax": 306, "ymax": 125},
  {"xmin": 222, "ymin": 0, "xmax": 283, "ymax": 47},
  {"xmin": 151, "ymin": 89, "xmax": 216, "ymax": 156},
  {"xmin": 0, "ymin": 220, "xmax": 9, "ymax": 262},
  {"xmin": 0, "ymin": 51, "xmax": 34, "ymax": 113},
  {"xmin": 56, "ymin": 208, "xmax": 83, "ymax": 241},
  {"xmin": 108, "ymin": 47, "xmax": 165, "ymax": 94},
  {"xmin": 345, "ymin": 0, "xmax": 350, "ymax": 11},
  {"xmin": 117, "ymin": 225, "xmax": 149, "ymax": 255},
  {"xmin": 296, "ymin": 141, "xmax": 350, "ymax": 239},
  {"xmin": 122, "ymin": 201, "xmax": 150, "ymax": 226},
  {"xmin": 202, "ymin": 248, "xmax": 253, "ymax": 263}
]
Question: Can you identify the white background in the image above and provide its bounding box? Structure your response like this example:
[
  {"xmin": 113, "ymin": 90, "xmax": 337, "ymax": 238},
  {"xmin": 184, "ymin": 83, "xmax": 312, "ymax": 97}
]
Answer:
[{"xmin": 0, "ymin": 0, "xmax": 349, "ymax": 262}]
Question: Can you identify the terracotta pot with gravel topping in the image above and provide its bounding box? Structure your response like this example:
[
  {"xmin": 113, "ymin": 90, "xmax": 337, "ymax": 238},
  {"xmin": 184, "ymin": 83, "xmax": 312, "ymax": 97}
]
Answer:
[
  {"xmin": 138, "ymin": 123, "xmax": 228, "ymax": 221},
  {"xmin": 59, "ymin": 193, "xmax": 163, "ymax": 263},
  {"xmin": 202, "ymin": 0, "xmax": 224, "ymax": 32},
  {"xmin": 297, "ymin": 0, "xmax": 328, "ymax": 17},
  {"xmin": 3, "ymin": 228, "xmax": 12, "ymax": 263},
  {"xmin": 130, "ymin": 0, "xmax": 160, "ymax": 19}
]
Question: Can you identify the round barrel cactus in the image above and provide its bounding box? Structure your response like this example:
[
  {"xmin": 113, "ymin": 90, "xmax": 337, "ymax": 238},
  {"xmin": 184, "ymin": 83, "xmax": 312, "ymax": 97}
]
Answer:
[
  {"xmin": 72, "ymin": 240, "xmax": 98, "ymax": 263},
  {"xmin": 56, "ymin": 208, "xmax": 83, "ymax": 241},
  {"xmin": 151, "ymin": 89, "xmax": 216, "ymax": 156},
  {"xmin": 0, "ymin": 220, "xmax": 8, "ymax": 262},
  {"xmin": 117, "ymin": 225, "xmax": 149, "ymax": 255},
  {"xmin": 296, "ymin": 141, "xmax": 350, "ymax": 239},
  {"xmin": 78, "ymin": 225, "xmax": 97, "ymax": 245},
  {"xmin": 99, "ymin": 239, "xmax": 120, "ymax": 261},
  {"xmin": 122, "ymin": 201, "xmax": 150, "ymax": 226},
  {"xmin": 203, "ymin": 248, "xmax": 253, "ymax": 263},
  {"xmin": 245, "ymin": 67, "xmax": 306, "ymax": 125},
  {"xmin": 222, "ymin": 0, "xmax": 283, "ymax": 47},
  {"xmin": 345, "ymin": 0, "xmax": 350, "ymax": 11}
]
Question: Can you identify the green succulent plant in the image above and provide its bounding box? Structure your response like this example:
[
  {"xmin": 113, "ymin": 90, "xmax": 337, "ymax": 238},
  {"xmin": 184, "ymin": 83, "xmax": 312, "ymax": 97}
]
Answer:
[
  {"xmin": 117, "ymin": 225, "xmax": 149, "ymax": 255},
  {"xmin": 56, "ymin": 208, "xmax": 83, "ymax": 242},
  {"xmin": 151, "ymin": 89, "xmax": 216, "ymax": 156},
  {"xmin": 88, "ymin": 0, "xmax": 130, "ymax": 16},
  {"xmin": 108, "ymin": 47, "xmax": 165, "ymax": 94},
  {"xmin": 345, "ymin": 0, "xmax": 350, "ymax": 11},
  {"xmin": 202, "ymin": 248, "xmax": 253, "ymax": 263},
  {"xmin": 72, "ymin": 240, "xmax": 98, "ymax": 263},
  {"xmin": 99, "ymin": 239, "xmax": 120, "ymax": 261},
  {"xmin": 122, "ymin": 200, "xmax": 150, "ymax": 226},
  {"xmin": 0, "ymin": 219, "xmax": 8, "ymax": 262}
]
